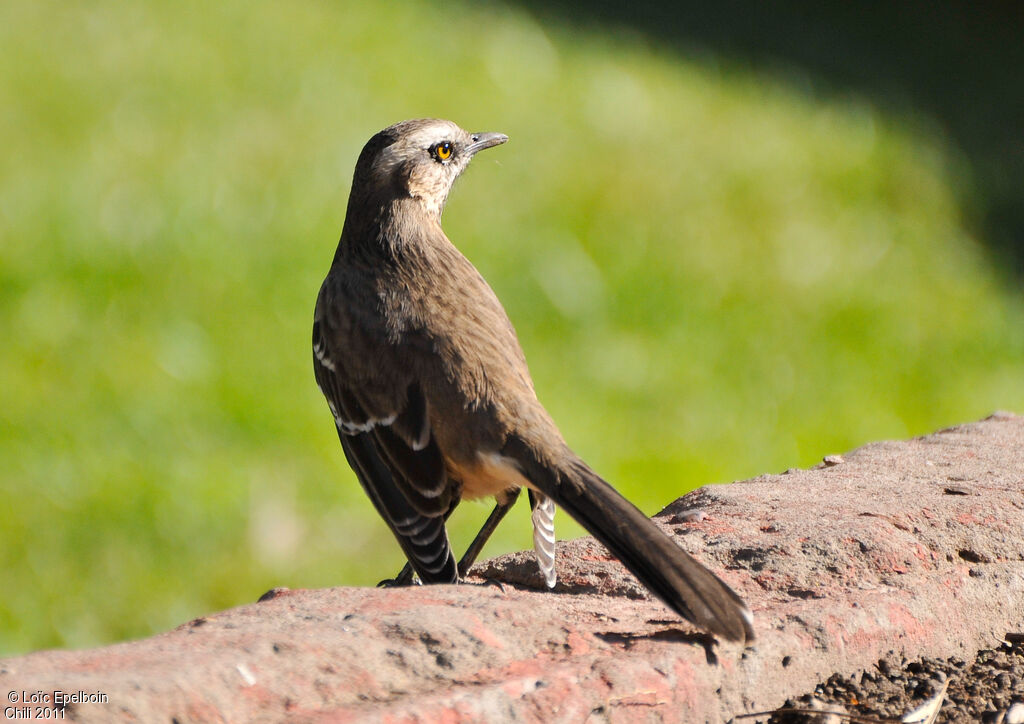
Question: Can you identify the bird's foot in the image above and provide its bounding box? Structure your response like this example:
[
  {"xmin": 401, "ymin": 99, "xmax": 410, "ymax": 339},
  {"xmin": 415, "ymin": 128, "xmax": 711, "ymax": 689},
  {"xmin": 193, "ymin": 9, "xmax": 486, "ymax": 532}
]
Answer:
[
  {"xmin": 462, "ymin": 576, "xmax": 506, "ymax": 592},
  {"xmin": 377, "ymin": 563, "xmax": 417, "ymax": 587},
  {"xmin": 377, "ymin": 575, "xmax": 420, "ymax": 588}
]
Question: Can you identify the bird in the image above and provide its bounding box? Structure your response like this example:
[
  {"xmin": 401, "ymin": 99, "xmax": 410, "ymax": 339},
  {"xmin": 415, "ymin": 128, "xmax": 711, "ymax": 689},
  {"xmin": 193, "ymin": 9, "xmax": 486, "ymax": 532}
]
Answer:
[{"xmin": 312, "ymin": 118, "xmax": 754, "ymax": 643}]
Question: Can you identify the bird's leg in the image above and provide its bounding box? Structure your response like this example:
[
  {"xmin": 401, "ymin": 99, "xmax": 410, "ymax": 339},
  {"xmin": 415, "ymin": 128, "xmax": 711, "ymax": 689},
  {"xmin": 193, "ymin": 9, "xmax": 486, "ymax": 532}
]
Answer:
[{"xmin": 457, "ymin": 488, "xmax": 522, "ymax": 578}]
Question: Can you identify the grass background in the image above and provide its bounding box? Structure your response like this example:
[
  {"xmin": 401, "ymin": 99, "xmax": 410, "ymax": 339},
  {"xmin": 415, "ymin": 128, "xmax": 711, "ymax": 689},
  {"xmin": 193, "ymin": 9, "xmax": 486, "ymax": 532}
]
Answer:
[{"xmin": 1, "ymin": 0, "xmax": 1022, "ymax": 655}]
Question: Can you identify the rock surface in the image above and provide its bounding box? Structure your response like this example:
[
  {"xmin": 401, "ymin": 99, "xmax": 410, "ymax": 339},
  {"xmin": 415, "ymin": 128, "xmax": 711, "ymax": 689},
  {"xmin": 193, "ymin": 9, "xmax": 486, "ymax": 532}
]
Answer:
[
  {"xmin": 1, "ymin": 413, "xmax": 1022, "ymax": 723},
  {"xmin": 774, "ymin": 637, "xmax": 1024, "ymax": 723}
]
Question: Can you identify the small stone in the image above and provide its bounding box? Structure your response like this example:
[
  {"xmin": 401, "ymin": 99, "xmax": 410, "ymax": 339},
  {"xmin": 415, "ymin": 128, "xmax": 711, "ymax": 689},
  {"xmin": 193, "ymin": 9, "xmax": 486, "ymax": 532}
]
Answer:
[
  {"xmin": 1006, "ymin": 702, "xmax": 1024, "ymax": 724},
  {"xmin": 1005, "ymin": 633, "xmax": 1024, "ymax": 647},
  {"xmin": 257, "ymin": 587, "xmax": 290, "ymax": 602},
  {"xmin": 669, "ymin": 508, "xmax": 707, "ymax": 524},
  {"xmin": 822, "ymin": 455, "xmax": 844, "ymax": 466}
]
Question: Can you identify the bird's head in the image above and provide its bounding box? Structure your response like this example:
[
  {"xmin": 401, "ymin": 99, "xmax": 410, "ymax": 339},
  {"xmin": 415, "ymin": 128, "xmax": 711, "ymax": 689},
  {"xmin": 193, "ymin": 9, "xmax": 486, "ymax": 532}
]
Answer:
[{"xmin": 351, "ymin": 119, "xmax": 508, "ymax": 217}]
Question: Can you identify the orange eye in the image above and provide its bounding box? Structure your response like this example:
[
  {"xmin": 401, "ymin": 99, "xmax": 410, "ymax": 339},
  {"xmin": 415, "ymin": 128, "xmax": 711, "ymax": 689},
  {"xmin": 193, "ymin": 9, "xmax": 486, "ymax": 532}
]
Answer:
[{"xmin": 433, "ymin": 141, "xmax": 453, "ymax": 161}]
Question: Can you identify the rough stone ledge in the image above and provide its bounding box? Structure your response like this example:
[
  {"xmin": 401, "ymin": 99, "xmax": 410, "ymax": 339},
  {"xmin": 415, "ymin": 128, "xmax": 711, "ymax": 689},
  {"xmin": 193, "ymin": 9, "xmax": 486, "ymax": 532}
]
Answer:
[{"xmin": 2, "ymin": 413, "xmax": 1022, "ymax": 723}]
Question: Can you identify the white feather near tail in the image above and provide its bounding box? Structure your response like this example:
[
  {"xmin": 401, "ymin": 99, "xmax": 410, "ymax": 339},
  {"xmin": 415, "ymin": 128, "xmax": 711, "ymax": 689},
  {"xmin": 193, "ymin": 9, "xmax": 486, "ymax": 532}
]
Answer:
[{"xmin": 531, "ymin": 494, "xmax": 557, "ymax": 588}]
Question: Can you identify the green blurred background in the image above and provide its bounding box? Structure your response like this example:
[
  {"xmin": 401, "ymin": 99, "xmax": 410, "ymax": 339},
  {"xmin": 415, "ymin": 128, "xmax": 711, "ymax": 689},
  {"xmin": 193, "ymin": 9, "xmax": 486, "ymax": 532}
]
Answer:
[{"xmin": 2, "ymin": 0, "xmax": 1022, "ymax": 655}]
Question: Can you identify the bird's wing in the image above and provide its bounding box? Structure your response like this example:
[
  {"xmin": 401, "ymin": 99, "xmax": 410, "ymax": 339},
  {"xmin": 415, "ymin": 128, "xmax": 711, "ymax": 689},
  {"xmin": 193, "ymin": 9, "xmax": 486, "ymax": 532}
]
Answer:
[
  {"xmin": 335, "ymin": 429, "xmax": 458, "ymax": 582},
  {"xmin": 313, "ymin": 283, "xmax": 458, "ymax": 582}
]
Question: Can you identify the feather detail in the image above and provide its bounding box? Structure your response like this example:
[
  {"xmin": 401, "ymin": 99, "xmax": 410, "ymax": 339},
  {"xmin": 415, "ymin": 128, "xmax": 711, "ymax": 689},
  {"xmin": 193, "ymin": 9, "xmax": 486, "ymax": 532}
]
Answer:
[{"xmin": 530, "ymin": 492, "xmax": 557, "ymax": 589}]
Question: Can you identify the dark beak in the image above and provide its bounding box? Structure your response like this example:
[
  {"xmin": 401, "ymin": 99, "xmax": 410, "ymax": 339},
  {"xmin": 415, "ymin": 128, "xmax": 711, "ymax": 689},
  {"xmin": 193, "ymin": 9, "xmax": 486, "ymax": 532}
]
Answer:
[{"xmin": 466, "ymin": 132, "xmax": 508, "ymax": 156}]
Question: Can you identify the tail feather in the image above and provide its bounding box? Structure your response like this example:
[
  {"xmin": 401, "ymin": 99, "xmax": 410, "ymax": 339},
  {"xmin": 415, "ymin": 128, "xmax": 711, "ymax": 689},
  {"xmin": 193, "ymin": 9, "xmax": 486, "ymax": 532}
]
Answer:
[
  {"xmin": 504, "ymin": 436, "xmax": 754, "ymax": 643},
  {"xmin": 528, "ymin": 490, "xmax": 557, "ymax": 589}
]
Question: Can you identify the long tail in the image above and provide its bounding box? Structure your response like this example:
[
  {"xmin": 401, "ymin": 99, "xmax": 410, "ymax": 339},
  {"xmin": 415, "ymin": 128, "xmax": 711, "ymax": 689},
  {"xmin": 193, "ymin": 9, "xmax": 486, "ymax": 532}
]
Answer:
[{"xmin": 502, "ymin": 435, "xmax": 754, "ymax": 643}]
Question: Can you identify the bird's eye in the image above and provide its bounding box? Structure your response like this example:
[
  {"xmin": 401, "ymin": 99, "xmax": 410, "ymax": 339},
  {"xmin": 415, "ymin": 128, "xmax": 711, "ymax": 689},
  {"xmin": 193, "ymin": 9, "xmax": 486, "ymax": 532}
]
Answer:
[{"xmin": 432, "ymin": 141, "xmax": 453, "ymax": 162}]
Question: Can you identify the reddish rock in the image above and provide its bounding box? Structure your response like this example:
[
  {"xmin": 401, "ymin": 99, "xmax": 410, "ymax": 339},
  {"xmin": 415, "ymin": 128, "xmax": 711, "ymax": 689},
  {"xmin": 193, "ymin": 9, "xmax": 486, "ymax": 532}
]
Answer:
[{"xmin": 2, "ymin": 413, "xmax": 1022, "ymax": 722}]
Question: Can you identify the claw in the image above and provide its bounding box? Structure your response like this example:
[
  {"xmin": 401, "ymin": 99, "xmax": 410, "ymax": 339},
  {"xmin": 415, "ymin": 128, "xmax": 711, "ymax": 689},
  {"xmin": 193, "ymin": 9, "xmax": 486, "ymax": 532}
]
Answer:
[
  {"xmin": 377, "ymin": 576, "xmax": 421, "ymax": 588},
  {"xmin": 378, "ymin": 562, "xmax": 417, "ymax": 588}
]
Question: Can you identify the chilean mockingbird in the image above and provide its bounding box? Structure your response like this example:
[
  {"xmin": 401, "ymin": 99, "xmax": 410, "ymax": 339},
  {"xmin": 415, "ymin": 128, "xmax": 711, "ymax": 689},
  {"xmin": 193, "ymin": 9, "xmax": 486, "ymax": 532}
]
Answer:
[{"xmin": 313, "ymin": 119, "xmax": 754, "ymax": 642}]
